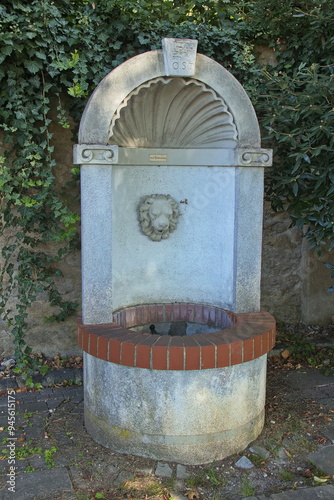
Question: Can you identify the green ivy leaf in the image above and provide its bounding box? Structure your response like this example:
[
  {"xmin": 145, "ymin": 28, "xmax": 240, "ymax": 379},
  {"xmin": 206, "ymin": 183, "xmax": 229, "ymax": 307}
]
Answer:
[{"xmin": 23, "ymin": 59, "xmax": 43, "ymax": 74}]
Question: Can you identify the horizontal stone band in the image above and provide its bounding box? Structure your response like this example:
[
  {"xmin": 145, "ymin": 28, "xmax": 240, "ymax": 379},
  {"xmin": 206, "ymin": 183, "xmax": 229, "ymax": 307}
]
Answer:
[
  {"xmin": 77, "ymin": 303, "xmax": 276, "ymax": 370},
  {"xmin": 74, "ymin": 146, "xmax": 272, "ymax": 167}
]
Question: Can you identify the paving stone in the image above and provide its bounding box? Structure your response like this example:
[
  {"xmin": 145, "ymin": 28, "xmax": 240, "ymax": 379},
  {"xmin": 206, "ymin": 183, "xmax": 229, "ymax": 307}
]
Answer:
[
  {"xmin": 113, "ymin": 469, "xmax": 135, "ymax": 486},
  {"xmin": 23, "ymin": 425, "xmax": 45, "ymax": 440},
  {"xmin": 308, "ymin": 445, "xmax": 334, "ymax": 475},
  {"xmin": 28, "ymin": 454, "xmax": 49, "ymax": 471},
  {"xmin": 104, "ymin": 464, "xmax": 120, "ymax": 475},
  {"xmin": 235, "ymin": 456, "xmax": 254, "ymax": 469},
  {"xmin": 276, "ymin": 448, "xmax": 290, "ymax": 463},
  {"xmin": 0, "ymin": 379, "xmax": 18, "ymax": 392},
  {"xmin": 155, "ymin": 462, "xmax": 173, "ymax": 477},
  {"xmin": 16, "ymin": 401, "xmax": 49, "ymax": 413},
  {"xmin": 0, "ymin": 467, "xmax": 73, "ymax": 499},
  {"xmin": 137, "ymin": 467, "xmax": 154, "ymax": 475},
  {"xmin": 267, "ymin": 484, "xmax": 334, "ymax": 499},
  {"xmin": 249, "ymin": 445, "xmax": 271, "ymax": 460},
  {"xmin": 322, "ymin": 424, "xmax": 334, "ymax": 444},
  {"xmin": 176, "ymin": 464, "xmax": 189, "ymax": 479}
]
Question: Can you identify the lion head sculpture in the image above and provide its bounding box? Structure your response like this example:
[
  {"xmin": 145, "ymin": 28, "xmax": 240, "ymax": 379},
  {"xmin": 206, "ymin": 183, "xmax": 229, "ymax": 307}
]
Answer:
[{"xmin": 138, "ymin": 194, "xmax": 180, "ymax": 241}]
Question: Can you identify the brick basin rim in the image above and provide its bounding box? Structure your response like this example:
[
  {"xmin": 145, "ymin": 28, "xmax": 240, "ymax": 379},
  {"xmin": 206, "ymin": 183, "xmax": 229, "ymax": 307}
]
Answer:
[{"xmin": 78, "ymin": 303, "xmax": 276, "ymax": 370}]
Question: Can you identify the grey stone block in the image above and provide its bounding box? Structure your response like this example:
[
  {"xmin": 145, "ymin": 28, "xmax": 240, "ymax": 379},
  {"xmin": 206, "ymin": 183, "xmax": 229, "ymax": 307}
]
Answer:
[
  {"xmin": 155, "ymin": 462, "xmax": 173, "ymax": 477},
  {"xmin": 0, "ymin": 467, "xmax": 73, "ymax": 499},
  {"xmin": 249, "ymin": 445, "xmax": 271, "ymax": 460},
  {"xmin": 176, "ymin": 464, "xmax": 189, "ymax": 479},
  {"xmin": 268, "ymin": 484, "xmax": 334, "ymax": 499},
  {"xmin": 322, "ymin": 424, "xmax": 334, "ymax": 444},
  {"xmin": 308, "ymin": 445, "xmax": 334, "ymax": 475},
  {"xmin": 235, "ymin": 456, "xmax": 254, "ymax": 469}
]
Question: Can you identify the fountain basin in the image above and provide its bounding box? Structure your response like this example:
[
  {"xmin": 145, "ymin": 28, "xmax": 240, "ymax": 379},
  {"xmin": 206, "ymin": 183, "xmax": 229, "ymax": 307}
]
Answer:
[{"xmin": 78, "ymin": 302, "xmax": 275, "ymax": 464}]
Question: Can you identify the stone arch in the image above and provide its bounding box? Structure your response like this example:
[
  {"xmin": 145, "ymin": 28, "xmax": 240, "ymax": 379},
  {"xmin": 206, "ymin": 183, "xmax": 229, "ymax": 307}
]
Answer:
[{"xmin": 78, "ymin": 50, "xmax": 261, "ymax": 147}]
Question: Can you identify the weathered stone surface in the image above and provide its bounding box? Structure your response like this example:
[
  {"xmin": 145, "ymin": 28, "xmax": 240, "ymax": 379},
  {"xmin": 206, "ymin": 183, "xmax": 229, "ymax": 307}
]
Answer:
[
  {"xmin": 249, "ymin": 444, "xmax": 271, "ymax": 460},
  {"xmin": 267, "ymin": 485, "xmax": 334, "ymax": 499},
  {"xmin": 84, "ymin": 352, "xmax": 266, "ymax": 465},
  {"xmin": 235, "ymin": 456, "xmax": 254, "ymax": 469},
  {"xmin": 308, "ymin": 445, "xmax": 334, "ymax": 475},
  {"xmin": 322, "ymin": 424, "xmax": 334, "ymax": 444},
  {"xmin": 0, "ymin": 467, "xmax": 73, "ymax": 500},
  {"xmin": 113, "ymin": 470, "xmax": 135, "ymax": 486},
  {"xmin": 176, "ymin": 464, "xmax": 189, "ymax": 479},
  {"xmin": 155, "ymin": 462, "xmax": 173, "ymax": 477},
  {"xmin": 261, "ymin": 203, "xmax": 303, "ymax": 323}
]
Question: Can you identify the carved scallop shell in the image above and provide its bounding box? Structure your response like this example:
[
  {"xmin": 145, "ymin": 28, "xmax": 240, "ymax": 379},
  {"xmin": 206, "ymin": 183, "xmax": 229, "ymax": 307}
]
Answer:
[{"xmin": 108, "ymin": 78, "xmax": 237, "ymax": 148}]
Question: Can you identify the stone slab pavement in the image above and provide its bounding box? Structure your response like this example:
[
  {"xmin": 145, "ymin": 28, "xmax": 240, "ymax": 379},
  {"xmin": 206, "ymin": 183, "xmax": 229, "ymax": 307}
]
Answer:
[{"xmin": 0, "ymin": 367, "xmax": 332, "ymax": 499}]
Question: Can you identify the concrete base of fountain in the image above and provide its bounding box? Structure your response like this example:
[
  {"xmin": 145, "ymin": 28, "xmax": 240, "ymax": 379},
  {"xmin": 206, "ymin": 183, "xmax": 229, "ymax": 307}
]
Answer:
[{"xmin": 84, "ymin": 352, "xmax": 266, "ymax": 465}]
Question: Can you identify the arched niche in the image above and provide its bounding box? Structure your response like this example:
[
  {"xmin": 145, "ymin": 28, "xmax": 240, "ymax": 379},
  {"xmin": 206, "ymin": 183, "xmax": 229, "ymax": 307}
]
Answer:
[{"xmin": 79, "ymin": 50, "xmax": 261, "ymax": 148}]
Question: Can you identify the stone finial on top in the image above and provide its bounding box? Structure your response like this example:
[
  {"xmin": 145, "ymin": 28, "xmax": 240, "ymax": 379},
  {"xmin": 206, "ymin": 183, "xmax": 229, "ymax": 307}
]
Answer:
[{"xmin": 162, "ymin": 38, "xmax": 198, "ymax": 77}]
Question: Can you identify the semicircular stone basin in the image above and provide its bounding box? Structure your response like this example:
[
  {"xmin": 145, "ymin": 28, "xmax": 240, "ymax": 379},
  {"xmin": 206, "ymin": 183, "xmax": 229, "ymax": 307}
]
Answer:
[{"xmin": 78, "ymin": 302, "xmax": 276, "ymax": 465}]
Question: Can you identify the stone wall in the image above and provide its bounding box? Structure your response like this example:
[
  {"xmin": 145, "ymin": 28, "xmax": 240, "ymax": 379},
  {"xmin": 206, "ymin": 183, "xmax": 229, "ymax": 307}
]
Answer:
[{"xmin": 261, "ymin": 203, "xmax": 334, "ymax": 326}]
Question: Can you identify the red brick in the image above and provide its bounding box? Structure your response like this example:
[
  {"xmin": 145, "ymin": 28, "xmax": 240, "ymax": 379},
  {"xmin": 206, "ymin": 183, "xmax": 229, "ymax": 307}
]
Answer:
[
  {"xmin": 216, "ymin": 308, "xmax": 222, "ymax": 328},
  {"xmin": 231, "ymin": 340, "xmax": 243, "ymax": 365},
  {"xmin": 97, "ymin": 336, "xmax": 109, "ymax": 361},
  {"xmin": 187, "ymin": 304, "xmax": 195, "ymax": 322},
  {"xmin": 243, "ymin": 338, "xmax": 254, "ymax": 362},
  {"xmin": 262, "ymin": 330, "xmax": 270, "ymax": 354},
  {"xmin": 82, "ymin": 330, "xmax": 89, "ymax": 353},
  {"xmin": 119, "ymin": 309, "xmax": 125, "ymax": 327},
  {"xmin": 157, "ymin": 305, "xmax": 164, "ymax": 322},
  {"xmin": 269, "ymin": 327, "xmax": 276, "ymax": 350},
  {"xmin": 173, "ymin": 303, "xmax": 180, "ymax": 320},
  {"xmin": 216, "ymin": 342, "xmax": 230, "ymax": 367},
  {"xmin": 142, "ymin": 305, "xmax": 149, "ymax": 324},
  {"xmin": 203, "ymin": 307, "xmax": 209, "ymax": 324},
  {"xmin": 209, "ymin": 307, "xmax": 216, "ymax": 325},
  {"xmin": 229, "ymin": 312, "xmax": 237, "ymax": 325},
  {"xmin": 89, "ymin": 333, "xmax": 98, "ymax": 357},
  {"xmin": 221, "ymin": 310, "xmax": 234, "ymax": 329},
  {"xmin": 169, "ymin": 337, "xmax": 184, "ymax": 370},
  {"xmin": 112, "ymin": 311, "xmax": 120, "ymax": 324},
  {"xmin": 195, "ymin": 304, "xmax": 203, "ymax": 324},
  {"xmin": 108, "ymin": 338, "xmax": 121, "ymax": 364},
  {"xmin": 149, "ymin": 304, "xmax": 157, "ymax": 322},
  {"xmin": 183, "ymin": 337, "xmax": 201, "ymax": 370},
  {"xmin": 120, "ymin": 341, "xmax": 135, "ymax": 367},
  {"xmin": 165, "ymin": 304, "xmax": 173, "ymax": 321},
  {"xmin": 253, "ymin": 334, "xmax": 263, "ymax": 358},
  {"xmin": 193, "ymin": 335, "xmax": 216, "ymax": 369},
  {"xmin": 90, "ymin": 324, "xmax": 118, "ymax": 335},
  {"xmin": 135, "ymin": 344, "xmax": 151, "ymax": 368},
  {"xmin": 180, "ymin": 303, "xmax": 188, "ymax": 321},
  {"xmin": 152, "ymin": 336, "xmax": 170, "ymax": 370},
  {"xmin": 204, "ymin": 332, "xmax": 231, "ymax": 366},
  {"xmin": 135, "ymin": 306, "xmax": 143, "ymax": 326},
  {"xmin": 99, "ymin": 331, "xmax": 127, "ymax": 342},
  {"xmin": 124, "ymin": 307, "xmax": 135, "ymax": 328}
]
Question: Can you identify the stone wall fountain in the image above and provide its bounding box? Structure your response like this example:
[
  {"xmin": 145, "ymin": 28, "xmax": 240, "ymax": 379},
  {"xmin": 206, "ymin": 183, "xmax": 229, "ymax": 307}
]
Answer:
[{"xmin": 74, "ymin": 38, "xmax": 276, "ymax": 465}]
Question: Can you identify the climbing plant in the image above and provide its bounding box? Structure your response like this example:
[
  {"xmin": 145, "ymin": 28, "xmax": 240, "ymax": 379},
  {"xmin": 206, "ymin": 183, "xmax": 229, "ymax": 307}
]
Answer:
[
  {"xmin": 238, "ymin": 0, "xmax": 334, "ymax": 252},
  {"xmin": 0, "ymin": 0, "xmax": 258, "ymax": 368},
  {"xmin": 0, "ymin": 0, "xmax": 333, "ymax": 367}
]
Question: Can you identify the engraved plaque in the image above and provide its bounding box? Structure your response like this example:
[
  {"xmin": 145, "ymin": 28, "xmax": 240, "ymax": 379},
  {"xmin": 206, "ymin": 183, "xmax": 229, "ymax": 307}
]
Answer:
[{"xmin": 162, "ymin": 38, "xmax": 198, "ymax": 77}]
